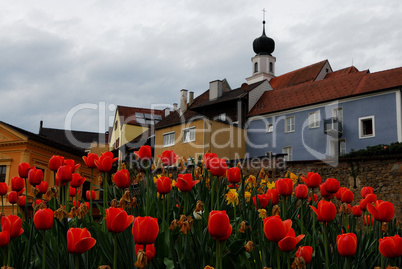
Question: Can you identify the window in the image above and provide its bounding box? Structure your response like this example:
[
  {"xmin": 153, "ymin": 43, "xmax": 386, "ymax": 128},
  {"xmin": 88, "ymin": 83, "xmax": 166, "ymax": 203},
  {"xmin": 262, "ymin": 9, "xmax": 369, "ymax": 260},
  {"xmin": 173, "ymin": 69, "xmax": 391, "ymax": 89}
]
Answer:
[
  {"xmin": 330, "ymin": 139, "xmax": 346, "ymax": 157},
  {"xmin": 340, "ymin": 140, "xmax": 346, "ymax": 155},
  {"xmin": 183, "ymin": 127, "xmax": 195, "ymax": 143},
  {"xmin": 282, "ymin": 146, "xmax": 293, "ymax": 161},
  {"xmin": 163, "ymin": 132, "xmax": 175, "ymax": 147},
  {"xmin": 333, "ymin": 107, "xmax": 343, "ymax": 122},
  {"xmin": 359, "ymin": 116, "xmax": 375, "ymax": 138},
  {"xmin": 254, "ymin": 62, "xmax": 258, "ymax": 73},
  {"xmin": 269, "ymin": 62, "xmax": 273, "ymax": 73},
  {"xmin": 266, "ymin": 123, "xmax": 273, "ymax": 133},
  {"xmin": 285, "ymin": 116, "xmax": 295, "ymax": 133},
  {"xmin": 308, "ymin": 111, "xmax": 320, "ymax": 128},
  {"xmin": 0, "ymin": 165, "xmax": 6, "ymax": 183}
]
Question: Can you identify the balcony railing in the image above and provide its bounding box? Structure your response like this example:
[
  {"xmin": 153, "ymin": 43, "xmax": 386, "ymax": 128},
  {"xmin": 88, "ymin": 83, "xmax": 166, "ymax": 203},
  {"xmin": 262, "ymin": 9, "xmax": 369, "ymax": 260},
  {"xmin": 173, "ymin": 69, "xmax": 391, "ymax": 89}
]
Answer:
[{"xmin": 324, "ymin": 118, "xmax": 343, "ymax": 137}]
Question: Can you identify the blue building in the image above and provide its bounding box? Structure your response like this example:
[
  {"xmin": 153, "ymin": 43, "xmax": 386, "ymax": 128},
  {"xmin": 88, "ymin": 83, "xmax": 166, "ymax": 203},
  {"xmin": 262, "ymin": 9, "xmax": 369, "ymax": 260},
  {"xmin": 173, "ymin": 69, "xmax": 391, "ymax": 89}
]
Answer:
[{"xmin": 244, "ymin": 21, "xmax": 402, "ymax": 162}]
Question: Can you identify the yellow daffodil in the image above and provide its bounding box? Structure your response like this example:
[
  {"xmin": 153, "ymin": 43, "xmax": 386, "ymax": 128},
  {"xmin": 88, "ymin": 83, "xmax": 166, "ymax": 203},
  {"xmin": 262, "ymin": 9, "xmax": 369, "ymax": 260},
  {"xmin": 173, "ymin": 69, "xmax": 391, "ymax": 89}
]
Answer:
[
  {"xmin": 244, "ymin": 191, "xmax": 251, "ymax": 202},
  {"xmin": 225, "ymin": 189, "xmax": 239, "ymax": 207},
  {"xmin": 258, "ymin": 209, "xmax": 267, "ymax": 219}
]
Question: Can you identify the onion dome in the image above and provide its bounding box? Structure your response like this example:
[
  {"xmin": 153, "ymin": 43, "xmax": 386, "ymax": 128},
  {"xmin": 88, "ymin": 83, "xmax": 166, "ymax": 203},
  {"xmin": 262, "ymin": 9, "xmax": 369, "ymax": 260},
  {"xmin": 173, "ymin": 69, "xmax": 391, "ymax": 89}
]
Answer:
[{"xmin": 253, "ymin": 21, "xmax": 275, "ymax": 55}]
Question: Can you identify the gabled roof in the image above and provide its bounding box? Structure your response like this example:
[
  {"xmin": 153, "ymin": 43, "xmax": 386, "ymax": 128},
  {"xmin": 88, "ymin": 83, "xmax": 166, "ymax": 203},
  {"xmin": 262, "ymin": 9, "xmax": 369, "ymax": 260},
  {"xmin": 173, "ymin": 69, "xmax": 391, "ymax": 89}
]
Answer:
[
  {"xmin": 1, "ymin": 121, "xmax": 86, "ymax": 156},
  {"xmin": 154, "ymin": 109, "xmax": 204, "ymax": 130},
  {"xmin": 249, "ymin": 65, "xmax": 402, "ymax": 116},
  {"xmin": 116, "ymin": 105, "xmax": 164, "ymax": 126}
]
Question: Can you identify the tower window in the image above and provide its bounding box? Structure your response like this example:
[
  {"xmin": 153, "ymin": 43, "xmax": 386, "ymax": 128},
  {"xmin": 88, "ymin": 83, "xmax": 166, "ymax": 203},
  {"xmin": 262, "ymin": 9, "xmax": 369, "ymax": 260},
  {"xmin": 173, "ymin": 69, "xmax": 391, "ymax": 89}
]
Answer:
[
  {"xmin": 269, "ymin": 62, "xmax": 273, "ymax": 73},
  {"xmin": 254, "ymin": 62, "xmax": 258, "ymax": 73}
]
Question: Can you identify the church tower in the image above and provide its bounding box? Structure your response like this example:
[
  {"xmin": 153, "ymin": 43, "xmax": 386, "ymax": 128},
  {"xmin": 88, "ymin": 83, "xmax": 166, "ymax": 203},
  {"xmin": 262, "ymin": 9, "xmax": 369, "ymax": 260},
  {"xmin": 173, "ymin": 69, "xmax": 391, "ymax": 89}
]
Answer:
[{"xmin": 246, "ymin": 17, "xmax": 276, "ymax": 84}]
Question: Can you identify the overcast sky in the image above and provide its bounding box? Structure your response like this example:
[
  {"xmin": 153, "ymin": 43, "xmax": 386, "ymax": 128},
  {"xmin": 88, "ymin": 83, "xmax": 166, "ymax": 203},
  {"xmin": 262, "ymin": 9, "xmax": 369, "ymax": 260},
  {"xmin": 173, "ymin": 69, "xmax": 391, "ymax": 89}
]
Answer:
[{"xmin": 1, "ymin": 0, "xmax": 401, "ymax": 134}]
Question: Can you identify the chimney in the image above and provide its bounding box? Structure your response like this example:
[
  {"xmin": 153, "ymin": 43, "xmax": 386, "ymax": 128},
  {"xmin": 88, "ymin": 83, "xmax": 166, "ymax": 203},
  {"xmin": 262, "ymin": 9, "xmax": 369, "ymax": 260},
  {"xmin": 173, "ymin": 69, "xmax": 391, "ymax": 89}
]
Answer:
[
  {"xmin": 164, "ymin": 107, "xmax": 170, "ymax": 117},
  {"xmin": 180, "ymin": 89, "xmax": 188, "ymax": 113},
  {"xmin": 189, "ymin": 91, "xmax": 194, "ymax": 106},
  {"xmin": 39, "ymin": 120, "xmax": 43, "ymax": 134},
  {"xmin": 173, "ymin": 103, "xmax": 178, "ymax": 111},
  {"xmin": 209, "ymin": 80, "xmax": 223, "ymax": 101}
]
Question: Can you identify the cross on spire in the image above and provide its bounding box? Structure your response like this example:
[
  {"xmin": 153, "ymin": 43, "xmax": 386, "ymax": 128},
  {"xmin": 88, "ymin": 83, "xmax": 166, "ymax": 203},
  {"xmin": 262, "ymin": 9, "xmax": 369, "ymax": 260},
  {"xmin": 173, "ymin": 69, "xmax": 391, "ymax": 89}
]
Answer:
[{"xmin": 262, "ymin": 8, "xmax": 266, "ymax": 21}]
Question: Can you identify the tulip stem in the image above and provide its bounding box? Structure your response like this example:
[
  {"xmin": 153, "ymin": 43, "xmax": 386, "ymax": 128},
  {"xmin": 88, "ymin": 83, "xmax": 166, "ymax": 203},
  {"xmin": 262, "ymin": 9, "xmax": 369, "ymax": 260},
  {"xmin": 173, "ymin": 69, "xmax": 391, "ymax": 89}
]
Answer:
[
  {"xmin": 11, "ymin": 204, "xmax": 14, "ymax": 215},
  {"xmin": 90, "ymin": 168, "xmax": 93, "ymax": 220},
  {"xmin": 24, "ymin": 178, "xmax": 28, "ymax": 220},
  {"xmin": 74, "ymin": 254, "xmax": 79, "ymax": 269},
  {"xmin": 379, "ymin": 223, "xmax": 384, "ymax": 269},
  {"xmin": 145, "ymin": 167, "xmax": 150, "ymax": 215},
  {"xmin": 16, "ymin": 193, "xmax": 19, "ymax": 216},
  {"xmin": 215, "ymin": 240, "xmax": 222, "ymax": 269},
  {"xmin": 276, "ymin": 244, "xmax": 281, "ymax": 269},
  {"xmin": 346, "ymin": 256, "xmax": 351, "ymax": 269},
  {"xmin": 287, "ymin": 252, "xmax": 291, "ymax": 269},
  {"xmin": 323, "ymin": 223, "xmax": 329, "ymax": 269},
  {"xmin": 1, "ymin": 195, "xmax": 3, "ymax": 215},
  {"xmin": 2, "ymin": 247, "xmax": 5, "ymax": 267},
  {"xmin": 216, "ymin": 176, "xmax": 220, "ymax": 210},
  {"xmin": 113, "ymin": 234, "xmax": 118, "ymax": 269},
  {"xmin": 7, "ymin": 239, "xmax": 11, "ymax": 266},
  {"xmin": 42, "ymin": 230, "xmax": 46, "ymax": 269},
  {"xmin": 211, "ymin": 175, "xmax": 215, "ymax": 212},
  {"xmin": 300, "ymin": 199, "xmax": 304, "ymax": 235}
]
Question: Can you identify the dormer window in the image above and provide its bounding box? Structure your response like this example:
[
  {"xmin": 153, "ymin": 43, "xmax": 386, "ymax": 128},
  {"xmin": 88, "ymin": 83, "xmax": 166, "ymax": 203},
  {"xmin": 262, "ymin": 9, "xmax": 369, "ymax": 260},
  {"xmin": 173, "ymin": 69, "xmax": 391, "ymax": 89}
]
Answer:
[{"xmin": 254, "ymin": 62, "xmax": 258, "ymax": 73}]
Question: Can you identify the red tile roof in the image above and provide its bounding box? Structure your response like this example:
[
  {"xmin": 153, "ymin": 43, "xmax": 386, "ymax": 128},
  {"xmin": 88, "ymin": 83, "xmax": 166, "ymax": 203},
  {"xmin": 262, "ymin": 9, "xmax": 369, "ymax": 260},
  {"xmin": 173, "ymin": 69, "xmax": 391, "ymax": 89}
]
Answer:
[
  {"xmin": 117, "ymin": 105, "xmax": 164, "ymax": 125},
  {"xmin": 249, "ymin": 65, "xmax": 402, "ymax": 116}
]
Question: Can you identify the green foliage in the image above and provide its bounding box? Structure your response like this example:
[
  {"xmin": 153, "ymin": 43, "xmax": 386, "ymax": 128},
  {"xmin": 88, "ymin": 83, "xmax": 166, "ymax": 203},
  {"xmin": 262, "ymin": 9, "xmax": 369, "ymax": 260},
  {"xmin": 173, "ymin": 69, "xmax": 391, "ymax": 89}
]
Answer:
[{"xmin": 343, "ymin": 142, "xmax": 402, "ymax": 158}]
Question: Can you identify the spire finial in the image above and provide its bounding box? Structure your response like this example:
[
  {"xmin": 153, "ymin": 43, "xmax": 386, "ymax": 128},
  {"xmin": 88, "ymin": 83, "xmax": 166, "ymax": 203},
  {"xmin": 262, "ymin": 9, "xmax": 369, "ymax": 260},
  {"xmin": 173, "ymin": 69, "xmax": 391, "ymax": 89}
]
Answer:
[{"xmin": 262, "ymin": 8, "xmax": 266, "ymax": 23}]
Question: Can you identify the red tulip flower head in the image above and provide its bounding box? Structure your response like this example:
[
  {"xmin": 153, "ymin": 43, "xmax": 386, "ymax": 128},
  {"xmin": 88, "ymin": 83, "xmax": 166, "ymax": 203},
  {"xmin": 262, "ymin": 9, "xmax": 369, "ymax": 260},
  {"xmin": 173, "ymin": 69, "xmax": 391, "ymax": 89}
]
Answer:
[
  {"xmin": 8, "ymin": 191, "xmax": 17, "ymax": 204},
  {"xmin": 18, "ymin": 196, "xmax": 26, "ymax": 207},
  {"xmin": 86, "ymin": 190, "xmax": 96, "ymax": 200},
  {"xmin": 335, "ymin": 187, "xmax": 348, "ymax": 200},
  {"xmin": 37, "ymin": 180, "xmax": 48, "ymax": 195},
  {"xmin": 156, "ymin": 177, "xmax": 172, "ymax": 195},
  {"xmin": 364, "ymin": 215, "xmax": 374, "ymax": 226},
  {"xmin": 208, "ymin": 211, "xmax": 232, "ymax": 241},
  {"xmin": 0, "ymin": 231, "xmax": 10, "ymax": 248},
  {"xmin": 132, "ymin": 216, "xmax": 159, "ymax": 245},
  {"xmin": 95, "ymin": 151, "xmax": 118, "ymax": 172},
  {"xmin": 0, "ymin": 183, "xmax": 8, "ymax": 196},
  {"xmin": 134, "ymin": 145, "xmax": 152, "ymax": 161},
  {"xmin": 82, "ymin": 153, "xmax": 99, "ymax": 169},
  {"xmin": 320, "ymin": 183, "xmax": 332, "ymax": 199},
  {"xmin": 11, "ymin": 176, "xmax": 24, "ymax": 192},
  {"xmin": 360, "ymin": 186, "xmax": 374, "ymax": 199},
  {"xmin": 278, "ymin": 228, "xmax": 305, "ymax": 252},
  {"xmin": 310, "ymin": 200, "xmax": 337, "ymax": 222},
  {"xmin": 252, "ymin": 194, "xmax": 270, "ymax": 210},
  {"xmin": 209, "ymin": 157, "xmax": 227, "ymax": 177},
  {"xmin": 275, "ymin": 178, "xmax": 293, "ymax": 196},
  {"xmin": 341, "ymin": 189, "xmax": 354, "ymax": 204},
  {"xmin": 367, "ymin": 200, "xmax": 394, "ymax": 222},
  {"xmin": 175, "ymin": 173, "xmax": 199, "ymax": 192},
  {"xmin": 1, "ymin": 215, "xmax": 24, "ymax": 238},
  {"xmin": 157, "ymin": 150, "xmax": 179, "ymax": 166},
  {"xmin": 336, "ymin": 233, "xmax": 357, "ymax": 257},
  {"xmin": 378, "ymin": 235, "xmax": 402, "ymax": 258},
  {"xmin": 28, "ymin": 168, "xmax": 43, "ymax": 186},
  {"xmin": 204, "ymin": 153, "xmax": 218, "ymax": 169},
  {"xmin": 135, "ymin": 244, "xmax": 156, "ymax": 262},
  {"xmin": 18, "ymin": 162, "xmax": 33, "ymax": 178},
  {"xmin": 359, "ymin": 193, "xmax": 377, "ymax": 211},
  {"xmin": 34, "ymin": 209, "xmax": 54, "ymax": 230},
  {"xmin": 48, "ymin": 155, "xmax": 64, "ymax": 172},
  {"xmin": 71, "ymin": 173, "xmax": 86, "ymax": 188},
  {"xmin": 64, "ymin": 159, "xmax": 80, "ymax": 172},
  {"xmin": 266, "ymin": 189, "xmax": 279, "ymax": 205},
  {"xmin": 263, "ymin": 216, "xmax": 292, "ymax": 242},
  {"xmin": 113, "ymin": 169, "xmax": 131, "ymax": 189},
  {"xmin": 105, "ymin": 207, "xmax": 134, "ymax": 233},
  {"xmin": 352, "ymin": 205, "xmax": 362, "ymax": 217},
  {"xmin": 324, "ymin": 178, "xmax": 340, "ymax": 194},
  {"xmin": 302, "ymin": 172, "xmax": 321, "ymax": 188},
  {"xmin": 67, "ymin": 228, "xmax": 96, "ymax": 254},
  {"xmin": 56, "ymin": 165, "xmax": 73, "ymax": 183},
  {"xmin": 69, "ymin": 187, "xmax": 80, "ymax": 197},
  {"xmin": 226, "ymin": 167, "xmax": 241, "ymax": 187},
  {"xmin": 308, "ymin": 194, "xmax": 318, "ymax": 203},
  {"xmin": 295, "ymin": 184, "xmax": 309, "ymax": 199},
  {"xmin": 296, "ymin": 246, "xmax": 313, "ymax": 264}
]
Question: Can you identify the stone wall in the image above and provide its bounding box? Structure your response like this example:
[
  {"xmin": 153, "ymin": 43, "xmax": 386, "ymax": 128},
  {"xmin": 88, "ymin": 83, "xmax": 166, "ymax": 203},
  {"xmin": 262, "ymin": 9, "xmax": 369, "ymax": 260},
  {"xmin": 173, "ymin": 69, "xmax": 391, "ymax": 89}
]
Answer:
[{"xmin": 249, "ymin": 155, "xmax": 402, "ymax": 223}]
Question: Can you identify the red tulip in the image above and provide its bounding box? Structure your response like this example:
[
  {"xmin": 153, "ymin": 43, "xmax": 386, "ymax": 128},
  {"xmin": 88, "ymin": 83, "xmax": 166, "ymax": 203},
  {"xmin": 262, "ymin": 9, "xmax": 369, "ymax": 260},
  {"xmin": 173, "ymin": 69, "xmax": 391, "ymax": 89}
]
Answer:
[
  {"xmin": 324, "ymin": 178, "xmax": 340, "ymax": 194},
  {"xmin": 367, "ymin": 200, "xmax": 394, "ymax": 222},
  {"xmin": 134, "ymin": 145, "xmax": 152, "ymax": 160},
  {"xmin": 336, "ymin": 233, "xmax": 357, "ymax": 257},
  {"xmin": 34, "ymin": 209, "xmax": 54, "ymax": 230},
  {"xmin": 82, "ymin": 153, "xmax": 99, "ymax": 169},
  {"xmin": 267, "ymin": 189, "xmax": 279, "ymax": 205},
  {"xmin": 310, "ymin": 200, "xmax": 337, "ymax": 222},
  {"xmin": 32, "ymin": 199, "xmax": 44, "ymax": 208},
  {"xmin": 135, "ymin": 244, "xmax": 156, "ymax": 261},
  {"xmin": 263, "ymin": 215, "xmax": 292, "ymax": 242},
  {"xmin": 1, "ymin": 215, "xmax": 24, "ymax": 238},
  {"xmin": 208, "ymin": 211, "xmax": 232, "ymax": 241},
  {"xmin": 0, "ymin": 231, "xmax": 10, "ymax": 247},
  {"xmin": 132, "ymin": 216, "xmax": 159, "ymax": 245},
  {"xmin": 378, "ymin": 235, "xmax": 402, "ymax": 258},
  {"xmin": 156, "ymin": 177, "xmax": 172, "ymax": 195},
  {"xmin": 49, "ymin": 155, "xmax": 64, "ymax": 171},
  {"xmin": 0, "ymin": 183, "xmax": 8, "ymax": 196},
  {"xmin": 67, "ymin": 228, "xmax": 96, "ymax": 254},
  {"xmin": 18, "ymin": 195, "xmax": 26, "ymax": 207},
  {"xmin": 86, "ymin": 190, "xmax": 96, "ymax": 200},
  {"xmin": 252, "ymin": 194, "xmax": 270, "ymax": 209},
  {"xmin": 64, "ymin": 159, "xmax": 80, "ymax": 172},
  {"xmin": 113, "ymin": 169, "xmax": 131, "ymax": 189},
  {"xmin": 295, "ymin": 184, "xmax": 309, "ymax": 199},
  {"xmin": 302, "ymin": 172, "xmax": 321, "ymax": 188},
  {"xmin": 352, "ymin": 205, "xmax": 362, "ymax": 217},
  {"xmin": 320, "ymin": 183, "xmax": 332, "ymax": 199},
  {"xmin": 278, "ymin": 228, "xmax": 305, "ymax": 252},
  {"xmin": 157, "ymin": 150, "xmax": 179, "ymax": 166},
  {"xmin": 71, "ymin": 173, "xmax": 86, "ymax": 188},
  {"xmin": 72, "ymin": 200, "xmax": 90, "ymax": 208},
  {"xmin": 364, "ymin": 215, "xmax": 374, "ymax": 226},
  {"xmin": 8, "ymin": 191, "xmax": 17, "ymax": 204},
  {"xmin": 209, "ymin": 157, "xmax": 227, "ymax": 177},
  {"xmin": 360, "ymin": 186, "xmax": 373, "ymax": 199},
  {"xmin": 341, "ymin": 189, "xmax": 354, "ymax": 204},
  {"xmin": 296, "ymin": 246, "xmax": 313, "ymax": 264},
  {"xmin": 204, "ymin": 153, "xmax": 218, "ymax": 169},
  {"xmin": 95, "ymin": 152, "xmax": 118, "ymax": 172},
  {"xmin": 11, "ymin": 176, "xmax": 24, "ymax": 192},
  {"xmin": 37, "ymin": 180, "xmax": 48, "ymax": 195},
  {"xmin": 105, "ymin": 207, "xmax": 134, "ymax": 233},
  {"xmin": 70, "ymin": 187, "xmax": 80, "ymax": 197},
  {"xmin": 335, "ymin": 187, "xmax": 348, "ymax": 200},
  {"xmin": 175, "ymin": 174, "xmax": 199, "ymax": 192},
  {"xmin": 56, "ymin": 165, "xmax": 73, "ymax": 183},
  {"xmin": 275, "ymin": 178, "xmax": 293, "ymax": 196},
  {"xmin": 308, "ymin": 194, "xmax": 318, "ymax": 203},
  {"xmin": 18, "ymin": 162, "xmax": 33, "ymax": 178},
  {"xmin": 226, "ymin": 167, "xmax": 241, "ymax": 187},
  {"xmin": 28, "ymin": 168, "xmax": 43, "ymax": 186}
]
